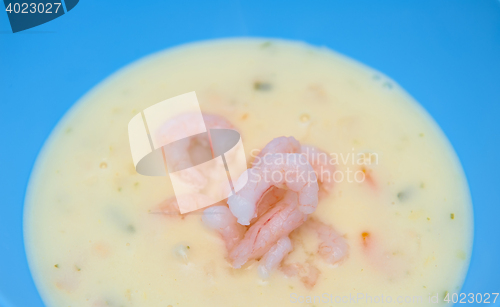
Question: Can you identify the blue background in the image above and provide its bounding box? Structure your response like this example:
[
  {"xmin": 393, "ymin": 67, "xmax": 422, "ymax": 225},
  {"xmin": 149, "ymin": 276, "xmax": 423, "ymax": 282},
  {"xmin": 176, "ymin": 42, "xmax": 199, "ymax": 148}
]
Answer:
[{"xmin": 0, "ymin": 1, "xmax": 499, "ymax": 306}]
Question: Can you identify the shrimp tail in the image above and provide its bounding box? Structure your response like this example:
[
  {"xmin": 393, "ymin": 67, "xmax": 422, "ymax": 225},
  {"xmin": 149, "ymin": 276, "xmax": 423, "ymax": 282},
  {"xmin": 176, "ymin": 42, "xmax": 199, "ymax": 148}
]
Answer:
[{"xmin": 258, "ymin": 236, "xmax": 293, "ymax": 279}]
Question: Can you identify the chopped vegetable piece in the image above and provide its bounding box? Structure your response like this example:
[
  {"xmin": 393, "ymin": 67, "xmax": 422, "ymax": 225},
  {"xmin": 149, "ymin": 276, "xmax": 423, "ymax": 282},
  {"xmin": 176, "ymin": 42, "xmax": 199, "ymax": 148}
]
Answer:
[
  {"xmin": 254, "ymin": 82, "xmax": 272, "ymax": 91},
  {"xmin": 126, "ymin": 224, "xmax": 136, "ymax": 233},
  {"xmin": 260, "ymin": 41, "xmax": 272, "ymax": 48},
  {"xmin": 397, "ymin": 190, "xmax": 410, "ymax": 202},
  {"xmin": 361, "ymin": 232, "xmax": 370, "ymax": 247}
]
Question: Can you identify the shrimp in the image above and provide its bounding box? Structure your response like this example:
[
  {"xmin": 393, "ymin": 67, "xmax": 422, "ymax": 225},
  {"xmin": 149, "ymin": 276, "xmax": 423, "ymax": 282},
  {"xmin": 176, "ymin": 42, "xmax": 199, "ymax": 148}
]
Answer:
[
  {"xmin": 301, "ymin": 145, "xmax": 336, "ymax": 198},
  {"xmin": 155, "ymin": 133, "xmax": 347, "ymax": 284},
  {"xmin": 257, "ymin": 236, "xmax": 293, "ymax": 279},
  {"xmin": 254, "ymin": 187, "xmax": 287, "ymax": 222},
  {"xmin": 247, "ymin": 136, "xmax": 301, "ymax": 222},
  {"xmin": 252, "ymin": 136, "xmax": 301, "ymax": 167},
  {"xmin": 151, "ymin": 197, "xmax": 182, "ymax": 218},
  {"xmin": 228, "ymin": 153, "xmax": 319, "ymax": 225},
  {"xmin": 202, "ymin": 206, "xmax": 246, "ymax": 251},
  {"xmin": 157, "ymin": 113, "xmax": 235, "ymax": 189},
  {"xmin": 253, "ymin": 137, "xmax": 335, "ymax": 198},
  {"xmin": 281, "ymin": 262, "xmax": 321, "ymax": 289},
  {"xmin": 305, "ymin": 218, "xmax": 348, "ymax": 265},
  {"xmin": 229, "ymin": 191, "xmax": 307, "ymax": 268}
]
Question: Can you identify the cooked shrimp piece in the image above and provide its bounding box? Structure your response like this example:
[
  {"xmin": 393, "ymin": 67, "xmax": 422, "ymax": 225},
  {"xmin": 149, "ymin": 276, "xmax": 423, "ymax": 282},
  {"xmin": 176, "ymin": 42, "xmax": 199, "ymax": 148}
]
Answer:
[
  {"xmin": 156, "ymin": 113, "xmax": 235, "ymax": 189},
  {"xmin": 254, "ymin": 187, "xmax": 287, "ymax": 221},
  {"xmin": 228, "ymin": 153, "xmax": 319, "ymax": 225},
  {"xmin": 247, "ymin": 136, "xmax": 303, "ymax": 222},
  {"xmin": 257, "ymin": 236, "xmax": 293, "ymax": 279},
  {"xmin": 253, "ymin": 138, "xmax": 335, "ymax": 198},
  {"xmin": 281, "ymin": 262, "xmax": 321, "ymax": 289},
  {"xmin": 150, "ymin": 197, "xmax": 182, "ymax": 218},
  {"xmin": 229, "ymin": 191, "xmax": 307, "ymax": 268},
  {"xmin": 306, "ymin": 218, "xmax": 348, "ymax": 265},
  {"xmin": 252, "ymin": 136, "xmax": 301, "ymax": 167},
  {"xmin": 202, "ymin": 206, "xmax": 246, "ymax": 251},
  {"xmin": 301, "ymin": 145, "xmax": 336, "ymax": 197},
  {"xmin": 165, "ymin": 139, "xmax": 208, "ymax": 190}
]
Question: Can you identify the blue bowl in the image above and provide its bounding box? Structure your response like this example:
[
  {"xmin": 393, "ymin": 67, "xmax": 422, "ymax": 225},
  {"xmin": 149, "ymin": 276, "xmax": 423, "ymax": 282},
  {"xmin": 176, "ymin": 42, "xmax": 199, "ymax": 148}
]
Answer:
[{"xmin": 1, "ymin": 1, "xmax": 499, "ymax": 306}]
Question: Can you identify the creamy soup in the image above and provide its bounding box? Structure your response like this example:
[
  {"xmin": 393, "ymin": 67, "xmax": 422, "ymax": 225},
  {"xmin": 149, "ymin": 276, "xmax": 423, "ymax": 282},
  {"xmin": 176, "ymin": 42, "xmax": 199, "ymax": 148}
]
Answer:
[{"xmin": 25, "ymin": 39, "xmax": 473, "ymax": 307}]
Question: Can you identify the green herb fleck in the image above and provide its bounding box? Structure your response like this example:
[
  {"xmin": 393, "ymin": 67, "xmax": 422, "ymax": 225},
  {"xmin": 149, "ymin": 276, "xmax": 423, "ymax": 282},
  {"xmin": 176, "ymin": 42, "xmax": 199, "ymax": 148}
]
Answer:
[
  {"xmin": 260, "ymin": 41, "xmax": 272, "ymax": 48},
  {"xmin": 54, "ymin": 264, "xmax": 59, "ymax": 268},
  {"xmin": 457, "ymin": 251, "xmax": 466, "ymax": 260},
  {"xmin": 397, "ymin": 190, "xmax": 410, "ymax": 202},
  {"xmin": 254, "ymin": 82, "xmax": 272, "ymax": 91},
  {"xmin": 450, "ymin": 213, "xmax": 455, "ymax": 220},
  {"xmin": 75, "ymin": 265, "xmax": 81, "ymax": 271},
  {"xmin": 186, "ymin": 245, "xmax": 190, "ymax": 249},
  {"xmin": 126, "ymin": 224, "xmax": 136, "ymax": 233}
]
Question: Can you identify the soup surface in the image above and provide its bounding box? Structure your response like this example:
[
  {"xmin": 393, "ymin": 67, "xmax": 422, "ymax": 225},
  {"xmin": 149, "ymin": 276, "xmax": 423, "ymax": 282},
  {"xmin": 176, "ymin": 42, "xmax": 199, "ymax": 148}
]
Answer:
[{"xmin": 25, "ymin": 39, "xmax": 473, "ymax": 307}]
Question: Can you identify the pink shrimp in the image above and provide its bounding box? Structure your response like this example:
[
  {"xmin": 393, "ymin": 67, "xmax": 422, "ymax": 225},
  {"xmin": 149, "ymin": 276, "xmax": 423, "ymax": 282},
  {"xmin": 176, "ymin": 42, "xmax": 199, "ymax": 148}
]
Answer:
[
  {"xmin": 257, "ymin": 236, "xmax": 293, "ymax": 279},
  {"xmin": 247, "ymin": 136, "xmax": 302, "ymax": 222},
  {"xmin": 228, "ymin": 153, "xmax": 319, "ymax": 225},
  {"xmin": 157, "ymin": 134, "xmax": 347, "ymax": 284},
  {"xmin": 281, "ymin": 262, "xmax": 321, "ymax": 289},
  {"xmin": 152, "ymin": 197, "xmax": 182, "ymax": 218},
  {"xmin": 229, "ymin": 191, "xmax": 307, "ymax": 268},
  {"xmin": 252, "ymin": 136, "xmax": 301, "ymax": 167},
  {"xmin": 153, "ymin": 113, "xmax": 238, "ymax": 212},
  {"xmin": 305, "ymin": 218, "xmax": 348, "ymax": 265},
  {"xmin": 253, "ymin": 137, "xmax": 335, "ymax": 199},
  {"xmin": 156, "ymin": 113, "xmax": 235, "ymax": 189},
  {"xmin": 253, "ymin": 187, "xmax": 287, "ymax": 222},
  {"xmin": 202, "ymin": 206, "xmax": 246, "ymax": 251},
  {"xmin": 300, "ymin": 145, "xmax": 336, "ymax": 198}
]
